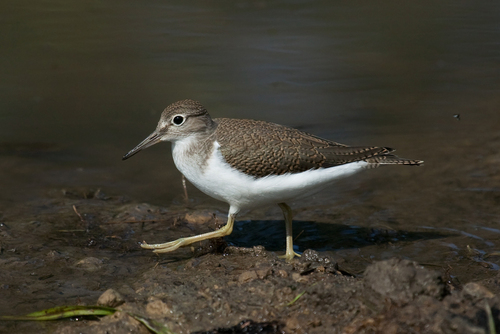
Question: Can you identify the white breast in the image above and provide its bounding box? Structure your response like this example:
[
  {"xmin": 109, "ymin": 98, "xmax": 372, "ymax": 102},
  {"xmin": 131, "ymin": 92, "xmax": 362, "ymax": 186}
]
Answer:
[{"xmin": 173, "ymin": 140, "xmax": 368, "ymax": 212}]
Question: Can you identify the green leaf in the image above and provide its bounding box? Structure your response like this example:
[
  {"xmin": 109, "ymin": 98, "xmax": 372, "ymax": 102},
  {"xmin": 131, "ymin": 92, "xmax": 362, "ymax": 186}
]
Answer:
[
  {"xmin": 287, "ymin": 290, "xmax": 307, "ymax": 306},
  {"xmin": 0, "ymin": 305, "xmax": 178, "ymax": 334},
  {"xmin": 287, "ymin": 282, "xmax": 318, "ymax": 306},
  {"xmin": 127, "ymin": 313, "xmax": 176, "ymax": 334},
  {"xmin": 0, "ymin": 305, "xmax": 116, "ymax": 321}
]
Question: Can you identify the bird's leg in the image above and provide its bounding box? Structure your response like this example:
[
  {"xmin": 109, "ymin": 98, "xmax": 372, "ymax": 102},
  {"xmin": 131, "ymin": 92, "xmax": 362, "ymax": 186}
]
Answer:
[
  {"xmin": 278, "ymin": 202, "xmax": 301, "ymax": 261},
  {"xmin": 181, "ymin": 174, "xmax": 189, "ymax": 206},
  {"xmin": 141, "ymin": 213, "xmax": 236, "ymax": 253}
]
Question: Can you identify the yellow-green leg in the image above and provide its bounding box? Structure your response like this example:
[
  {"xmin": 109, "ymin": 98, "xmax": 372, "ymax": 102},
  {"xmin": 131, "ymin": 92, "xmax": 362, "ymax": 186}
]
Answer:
[
  {"xmin": 141, "ymin": 213, "xmax": 236, "ymax": 254},
  {"xmin": 278, "ymin": 203, "xmax": 301, "ymax": 261}
]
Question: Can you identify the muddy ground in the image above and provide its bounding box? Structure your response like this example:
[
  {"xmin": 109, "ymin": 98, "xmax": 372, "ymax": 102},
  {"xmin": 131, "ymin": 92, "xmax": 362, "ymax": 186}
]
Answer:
[{"xmin": 1, "ymin": 189, "xmax": 500, "ymax": 334}]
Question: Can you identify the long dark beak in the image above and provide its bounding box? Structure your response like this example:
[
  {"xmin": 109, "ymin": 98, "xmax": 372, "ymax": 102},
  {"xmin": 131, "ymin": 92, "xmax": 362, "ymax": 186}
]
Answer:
[{"xmin": 122, "ymin": 131, "xmax": 162, "ymax": 160}]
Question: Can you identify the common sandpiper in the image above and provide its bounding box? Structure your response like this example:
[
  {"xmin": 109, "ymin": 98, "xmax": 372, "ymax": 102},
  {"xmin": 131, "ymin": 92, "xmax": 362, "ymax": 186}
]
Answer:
[{"xmin": 123, "ymin": 99, "xmax": 423, "ymax": 261}]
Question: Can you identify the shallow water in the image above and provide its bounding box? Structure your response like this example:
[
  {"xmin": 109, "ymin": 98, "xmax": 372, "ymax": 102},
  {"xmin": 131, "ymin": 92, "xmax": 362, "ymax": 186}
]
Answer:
[{"xmin": 1, "ymin": 0, "xmax": 500, "ymax": 328}]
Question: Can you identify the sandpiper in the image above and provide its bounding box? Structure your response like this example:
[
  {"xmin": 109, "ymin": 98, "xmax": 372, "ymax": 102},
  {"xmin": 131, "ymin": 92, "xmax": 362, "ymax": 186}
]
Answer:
[{"xmin": 123, "ymin": 99, "xmax": 423, "ymax": 261}]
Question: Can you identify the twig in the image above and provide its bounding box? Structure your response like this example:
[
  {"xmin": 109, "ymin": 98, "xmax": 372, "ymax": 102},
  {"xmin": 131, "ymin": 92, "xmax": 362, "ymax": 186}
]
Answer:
[
  {"xmin": 104, "ymin": 219, "xmax": 172, "ymax": 224},
  {"xmin": 294, "ymin": 230, "xmax": 304, "ymax": 242},
  {"xmin": 73, "ymin": 205, "xmax": 85, "ymax": 223}
]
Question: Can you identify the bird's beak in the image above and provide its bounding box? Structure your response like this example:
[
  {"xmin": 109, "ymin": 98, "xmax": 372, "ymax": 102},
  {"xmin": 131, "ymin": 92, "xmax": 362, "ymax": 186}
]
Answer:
[{"xmin": 122, "ymin": 131, "xmax": 162, "ymax": 160}]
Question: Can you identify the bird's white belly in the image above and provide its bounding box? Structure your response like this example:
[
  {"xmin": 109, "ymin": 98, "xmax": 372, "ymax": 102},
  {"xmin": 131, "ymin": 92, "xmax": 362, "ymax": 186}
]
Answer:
[{"xmin": 173, "ymin": 140, "xmax": 368, "ymax": 211}]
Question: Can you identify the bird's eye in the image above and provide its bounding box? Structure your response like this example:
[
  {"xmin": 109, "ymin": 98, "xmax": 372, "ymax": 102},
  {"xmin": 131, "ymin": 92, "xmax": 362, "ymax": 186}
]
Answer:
[{"xmin": 172, "ymin": 115, "xmax": 185, "ymax": 125}]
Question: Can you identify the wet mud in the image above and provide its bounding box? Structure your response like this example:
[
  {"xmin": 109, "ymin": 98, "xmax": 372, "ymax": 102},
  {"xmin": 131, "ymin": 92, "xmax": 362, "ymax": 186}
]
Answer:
[{"xmin": 1, "ymin": 190, "xmax": 500, "ymax": 334}]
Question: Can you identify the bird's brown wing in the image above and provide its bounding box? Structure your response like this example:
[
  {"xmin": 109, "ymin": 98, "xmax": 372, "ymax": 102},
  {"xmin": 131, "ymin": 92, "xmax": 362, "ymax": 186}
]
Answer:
[{"xmin": 214, "ymin": 118, "xmax": 420, "ymax": 178}]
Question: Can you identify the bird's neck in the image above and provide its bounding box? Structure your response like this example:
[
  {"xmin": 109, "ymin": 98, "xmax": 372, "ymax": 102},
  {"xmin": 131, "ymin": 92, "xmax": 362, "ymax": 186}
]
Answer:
[{"xmin": 171, "ymin": 127, "xmax": 217, "ymax": 173}]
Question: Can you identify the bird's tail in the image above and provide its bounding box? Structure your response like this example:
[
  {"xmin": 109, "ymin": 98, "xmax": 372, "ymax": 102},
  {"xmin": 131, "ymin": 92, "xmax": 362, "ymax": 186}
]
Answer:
[{"xmin": 365, "ymin": 154, "xmax": 423, "ymax": 167}]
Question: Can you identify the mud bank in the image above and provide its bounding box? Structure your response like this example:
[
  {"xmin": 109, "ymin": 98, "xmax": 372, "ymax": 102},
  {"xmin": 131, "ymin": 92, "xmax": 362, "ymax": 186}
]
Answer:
[{"xmin": 1, "ymin": 192, "xmax": 500, "ymax": 333}]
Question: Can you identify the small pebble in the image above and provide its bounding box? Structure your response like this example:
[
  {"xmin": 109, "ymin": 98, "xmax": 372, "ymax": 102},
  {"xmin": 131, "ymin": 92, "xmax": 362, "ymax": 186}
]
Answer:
[{"xmin": 97, "ymin": 288, "xmax": 125, "ymax": 307}]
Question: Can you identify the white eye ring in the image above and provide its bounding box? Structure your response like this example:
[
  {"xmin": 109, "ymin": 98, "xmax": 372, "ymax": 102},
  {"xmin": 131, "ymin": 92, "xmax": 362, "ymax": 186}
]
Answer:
[{"xmin": 172, "ymin": 115, "xmax": 185, "ymax": 126}]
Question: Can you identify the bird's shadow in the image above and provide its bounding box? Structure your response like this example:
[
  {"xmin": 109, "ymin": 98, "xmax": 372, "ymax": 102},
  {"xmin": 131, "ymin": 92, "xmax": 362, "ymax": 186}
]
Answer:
[{"xmin": 225, "ymin": 219, "xmax": 449, "ymax": 253}]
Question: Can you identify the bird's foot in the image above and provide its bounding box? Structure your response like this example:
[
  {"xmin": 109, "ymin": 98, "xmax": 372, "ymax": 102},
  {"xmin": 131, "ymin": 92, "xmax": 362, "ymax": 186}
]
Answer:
[
  {"xmin": 279, "ymin": 250, "xmax": 301, "ymax": 262},
  {"xmin": 140, "ymin": 216, "xmax": 236, "ymax": 254},
  {"xmin": 140, "ymin": 238, "xmax": 186, "ymax": 253}
]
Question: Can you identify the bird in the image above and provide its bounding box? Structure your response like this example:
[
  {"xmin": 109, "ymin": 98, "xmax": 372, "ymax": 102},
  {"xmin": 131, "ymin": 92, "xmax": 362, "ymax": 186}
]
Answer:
[{"xmin": 122, "ymin": 99, "xmax": 423, "ymax": 261}]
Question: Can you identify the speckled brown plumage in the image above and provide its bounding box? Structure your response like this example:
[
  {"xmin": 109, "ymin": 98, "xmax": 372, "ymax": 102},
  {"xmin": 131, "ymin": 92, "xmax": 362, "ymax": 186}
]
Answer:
[{"xmin": 214, "ymin": 118, "xmax": 422, "ymax": 178}]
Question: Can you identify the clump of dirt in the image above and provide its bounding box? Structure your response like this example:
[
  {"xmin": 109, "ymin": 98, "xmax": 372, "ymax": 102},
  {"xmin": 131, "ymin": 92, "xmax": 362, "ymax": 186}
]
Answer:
[{"xmin": 1, "ymin": 191, "xmax": 500, "ymax": 333}]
